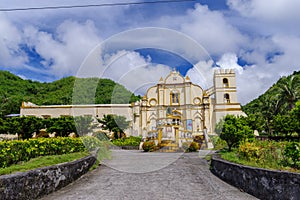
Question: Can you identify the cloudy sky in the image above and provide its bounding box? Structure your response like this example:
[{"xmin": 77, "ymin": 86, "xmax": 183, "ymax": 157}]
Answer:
[{"xmin": 0, "ymin": 0, "xmax": 300, "ymax": 105}]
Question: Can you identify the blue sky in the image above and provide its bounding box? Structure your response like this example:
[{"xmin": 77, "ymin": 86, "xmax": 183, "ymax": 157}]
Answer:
[{"xmin": 0, "ymin": 0, "xmax": 300, "ymax": 104}]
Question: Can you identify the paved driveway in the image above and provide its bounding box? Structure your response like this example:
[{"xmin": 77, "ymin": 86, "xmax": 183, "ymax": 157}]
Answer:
[{"xmin": 41, "ymin": 150, "xmax": 257, "ymax": 200}]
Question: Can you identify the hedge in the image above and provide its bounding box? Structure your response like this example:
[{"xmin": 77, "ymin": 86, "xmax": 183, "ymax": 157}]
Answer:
[
  {"xmin": 112, "ymin": 136, "xmax": 142, "ymax": 147},
  {"xmin": 0, "ymin": 137, "xmax": 99, "ymax": 168}
]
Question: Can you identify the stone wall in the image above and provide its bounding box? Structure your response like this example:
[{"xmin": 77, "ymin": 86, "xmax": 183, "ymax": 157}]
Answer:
[
  {"xmin": 211, "ymin": 156, "xmax": 300, "ymax": 200},
  {"xmin": 0, "ymin": 155, "xmax": 96, "ymax": 200}
]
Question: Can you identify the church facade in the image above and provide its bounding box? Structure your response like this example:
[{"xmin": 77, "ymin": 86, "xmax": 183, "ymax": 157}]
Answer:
[{"xmin": 20, "ymin": 69, "xmax": 244, "ymax": 148}]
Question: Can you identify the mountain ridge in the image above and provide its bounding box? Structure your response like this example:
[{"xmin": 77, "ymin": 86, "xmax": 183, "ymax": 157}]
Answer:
[{"xmin": 0, "ymin": 70, "xmax": 140, "ymax": 117}]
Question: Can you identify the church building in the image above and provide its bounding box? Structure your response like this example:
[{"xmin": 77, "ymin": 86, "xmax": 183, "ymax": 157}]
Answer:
[{"xmin": 20, "ymin": 69, "xmax": 244, "ymax": 148}]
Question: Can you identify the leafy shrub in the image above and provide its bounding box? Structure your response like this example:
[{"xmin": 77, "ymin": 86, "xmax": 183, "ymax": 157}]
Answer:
[
  {"xmin": 182, "ymin": 141, "xmax": 199, "ymax": 152},
  {"xmin": 238, "ymin": 141, "xmax": 261, "ymax": 162},
  {"xmin": 283, "ymin": 142, "xmax": 300, "ymax": 169},
  {"xmin": 237, "ymin": 140, "xmax": 286, "ymax": 169},
  {"xmin": 219, "ymin": 115, "xmax": 254, "ymax": 151},
  {"xmin": 210, "ymin": 136, "xmax": 227, "ymax": 150},
  {"xmin": 221, "ymin": 140, "xmax": 300, "ymax": 171},
  {"xmin": 112, "ymin": 136, "xmax": 142, "ymax": 146},
  {"xmin": 142, "ymin": 141, "xmax": 156, "ymax": 152},
  {"xmin": 0, "ymin": 137, "xmax": 90, "ymax": 168}
]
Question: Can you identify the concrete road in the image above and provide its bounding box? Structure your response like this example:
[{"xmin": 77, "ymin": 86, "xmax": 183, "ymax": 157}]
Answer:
[{"xmin": 40, "ymin": 150, "xmax": 257, "ymax": 200}]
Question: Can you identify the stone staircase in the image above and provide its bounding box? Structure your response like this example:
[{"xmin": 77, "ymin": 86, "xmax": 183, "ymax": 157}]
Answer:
[{"xmin": 158, "ymin": 140, "xmax": 179, "ymax": 152}]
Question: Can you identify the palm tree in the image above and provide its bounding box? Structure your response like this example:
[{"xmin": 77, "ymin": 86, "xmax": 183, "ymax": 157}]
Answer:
[{"xmin": 278, "ymin": 75, "xmax": 299, "ymax": 110}]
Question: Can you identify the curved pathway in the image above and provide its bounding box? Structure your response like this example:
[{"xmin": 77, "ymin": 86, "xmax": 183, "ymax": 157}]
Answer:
[{"xmin": 41, "ymin": 150, "xmax": 257, "ymax": 200}]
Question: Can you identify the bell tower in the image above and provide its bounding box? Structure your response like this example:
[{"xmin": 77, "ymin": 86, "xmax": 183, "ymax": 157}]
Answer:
[{"xmin": 213, "ymin": 69, "xmax": 245, "ymax": 128}]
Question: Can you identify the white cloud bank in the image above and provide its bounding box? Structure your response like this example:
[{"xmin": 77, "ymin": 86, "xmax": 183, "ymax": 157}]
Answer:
[{"xmin": 0, "ymin": 2, "xmax": 300, "ymax": 105}]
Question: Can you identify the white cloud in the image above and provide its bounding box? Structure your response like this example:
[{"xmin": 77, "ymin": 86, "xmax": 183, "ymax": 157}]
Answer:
[
  {"xmin": 216, "ymin": 53, "xmax": 243, "ymax": 74},
  {"xmin": 186, "ymin": 60, "xmax": 214, "ymax": 89},
  {"xmin": 23, "ymin": 20, "xmax": 102, "ymax": 78},
  {"xmin": 0, "ymin": 14, "xmax": 27, "ymax": 67},
  {"xmin": 178, "ymin": 4, "xmax": 248, "ymax": 57},
  {"xmin": 82, "ymin": 49, "xmax": 171, "ymax": 95},
  {"xmin": 1, "ymin": 1, "xmax": 300, "ymax": 106},
  {"xmin": 227, "ymin": 0, "xmax": 300, "ymax": 22}
]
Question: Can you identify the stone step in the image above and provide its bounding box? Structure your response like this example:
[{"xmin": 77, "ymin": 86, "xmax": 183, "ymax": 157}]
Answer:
[{"xmin": 160, "ymin": 143, "xmax": 178, "ymax": 147}]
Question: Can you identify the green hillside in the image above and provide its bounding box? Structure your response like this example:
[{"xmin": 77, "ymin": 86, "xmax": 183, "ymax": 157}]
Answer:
[
  {"xmin": 242, "ymin": 70, "xmax": 300, "ymax": 116},
  {"xmin": 0, "ymin": 71, "xmax": 140, "ymax": 117}
]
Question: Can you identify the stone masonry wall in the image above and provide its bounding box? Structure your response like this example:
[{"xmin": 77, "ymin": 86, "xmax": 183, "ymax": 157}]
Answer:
[
  {"xmin": 211, "ymin": 156, "xmax": 300, "ymax": 200},
  {"xmin": 0, "ymin": 155, "xmax": 96, "ymax": 200}
]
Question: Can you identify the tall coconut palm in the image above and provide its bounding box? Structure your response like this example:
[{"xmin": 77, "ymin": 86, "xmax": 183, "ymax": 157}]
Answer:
[{"xmin": 278, "ymin": 75, "xmax": 299, "ymax": 110}]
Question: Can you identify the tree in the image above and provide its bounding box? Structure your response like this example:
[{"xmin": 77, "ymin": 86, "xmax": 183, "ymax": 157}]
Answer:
[
  {"xmin": 277, "ymin": 75, "xmax": 299, "ymax": 110},
  {"xmin": 98, "ymin": 114, "xmax": 130, "ymax": 139},
  {"xmin": 289, "ymin": 101, "xmax": 300, "ymax": 135},
  {"xmin": 219, "ymin": 115, "xmax": 254, "ymax": 151},
  {"xmin": 259, "ymin": 96, "xmax": 282, "ymax": 135},
  {"xmin": 242, "ymin": 114, "xmax": 266, "ymax": 133},
  {"xmin": 272, "ymin": 114, "xmax": 297, "ymax": 136},
  {"xmin": 46, "ymin": 117, "xmax": 76, "ymax": 137},
  {"xmin": 8, "ymin": 116, "xmax": 44, "ymax": 139},
  {"xmin": 74, "ymin": 116, "xmax": 94, "ymax": 136}
]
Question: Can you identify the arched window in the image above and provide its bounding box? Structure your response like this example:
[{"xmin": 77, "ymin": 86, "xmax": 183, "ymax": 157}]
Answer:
[
  {"xmin": 223, "ymin": 78, "xmax": 229, "ymax": 87},
  {"xmin": 224, "ymin": 93, "xmax": 230, "ymax": 103},
  {"xmin": 171, "ymin": 92, "xmax": 179, "ymax": 104}
]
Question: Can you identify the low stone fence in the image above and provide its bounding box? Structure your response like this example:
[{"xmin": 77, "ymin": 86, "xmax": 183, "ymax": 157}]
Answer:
[
  {"xmin": 210, "ymin": 155, "xmax": 300, "ymax": 200},
  {"xmin": 0, "ymin": 155, "xmax": 96, "ymax": 200}
]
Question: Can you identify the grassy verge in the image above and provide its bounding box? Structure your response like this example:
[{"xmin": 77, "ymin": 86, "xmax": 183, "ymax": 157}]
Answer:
[
  {"xmin": 0, "ymin": 151, "xmax": 90, "ymax": 176},
  {"xmin": 219, "ymin": 149, "xmax": 300, "ymax": 173}
]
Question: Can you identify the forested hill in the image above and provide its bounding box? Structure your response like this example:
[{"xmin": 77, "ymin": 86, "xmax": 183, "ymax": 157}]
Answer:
[
  {"xmin": 0, "ymin": 70, "xmax": 141, "ymax": 117},
  {"xmin": 242, "ymin": 70, "xmax": 300, "ymax": 116}
]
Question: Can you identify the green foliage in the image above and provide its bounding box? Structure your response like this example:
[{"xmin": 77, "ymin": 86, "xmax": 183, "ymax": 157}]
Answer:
[
  {"xmin": 238, "ymin": 140, "xmax": 285, "ymax": 166},
  {"xmin": 46, "ymin": 117, "xmax": 76, "ymax": 137},
  {"xmin": 272, "ymin": 114, "xmax": 298, "ymax": 136},
  {"xmin": 98, "ymin": 114, "xmax": 130, "ymax": 138},
  {"xmin": 242, "ymin": 71, "xmax": 300, "ymax": 135},
  {"xmin": 220, "ymin": 141, "xmax": 282, "ymax": 171},
  {"xmin": 243, "ymin": 72, "xmax": 300, "ymax": 116},
  {"xmin": 0, "ymin": 116, "xmax": 97, "ymax": 139},
  {"xmin": 221, "ymin": 140, "xmax": 300, "ymax": 171},
  {"xmin": 142, "ymin": 141, "xmax": 156, "ymax": 152},
  {"xmin": 219, "ymin": 115, "xmax": 254, "ymax": 151},
  {"xmin": 283, "ymin": 142, "xmax": 300, "ymax": 169},
  {"xmin": 74, "ymin": 116, "xmax": 94, "ymax": 136},
  {"xmin": 210, "ymin": 136, "xmax": 227, "ymax": 150},
  {"xmin": 0, "ymin": 70, "xmax": 140, "ymax": 117},
  {"xmin": 182, "ymin": 141, "xmax": 199, "ymax": 152},
  {"xmin": 1, "ymin": 116, "xmax": 44, "ymax": 139},
  {"xmin": 0, "ymin": 137, "xmax": 87, "ymax": 168},
  {"xmin": 112, "ymin": 136, "xmax": 142, "ymax": 146}
]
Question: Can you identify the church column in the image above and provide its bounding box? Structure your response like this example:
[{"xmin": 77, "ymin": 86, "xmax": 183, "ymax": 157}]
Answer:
[
  {"xmin": 203, "ymin": 94, "xmax": 211, "ymax": 133},
  {"xmin": 140, "ymin": 96, "xmax": 148, "ymax": 138}
]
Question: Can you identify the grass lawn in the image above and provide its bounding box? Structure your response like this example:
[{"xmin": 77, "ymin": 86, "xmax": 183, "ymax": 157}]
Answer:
[{"xmin": 0, "ymin": 151, "xmax": 90, "ymax": 176}]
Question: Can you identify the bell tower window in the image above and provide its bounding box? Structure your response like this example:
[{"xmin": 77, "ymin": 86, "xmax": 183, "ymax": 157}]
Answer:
[
  {"xmin": 224, "ymin": 93, "xmax": 230, "ymax": 103},
  {"xmin": 223, "ymin": 78, "xmax": 229, "ymax": 87}
]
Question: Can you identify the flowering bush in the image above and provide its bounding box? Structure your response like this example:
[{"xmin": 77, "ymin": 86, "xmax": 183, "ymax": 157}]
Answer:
[
  {"xmin": 182, "ymin": 141, "xmax": 199, "ymax": 152},
  {"xmin": 142, "ymin": 141, "xmax": 156, "ymax": 152},
  {"xmin": 239, "ymin": 140, "xmax": 286, "ymax": 161},
  {"xmin": 0, "ymin": 137, "xmax": 101, "ymax": 168}
]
